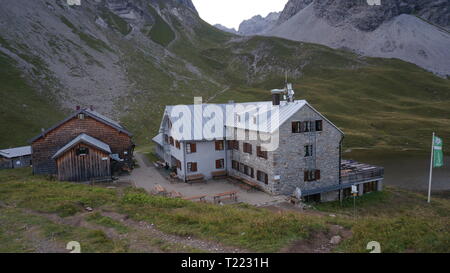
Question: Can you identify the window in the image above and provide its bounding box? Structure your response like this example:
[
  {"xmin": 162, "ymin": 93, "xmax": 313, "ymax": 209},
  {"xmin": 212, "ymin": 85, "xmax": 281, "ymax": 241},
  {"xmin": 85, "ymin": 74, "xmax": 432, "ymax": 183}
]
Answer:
[
  {"xmin": 363, "ymin": 181, "xmax": 378, "ymax": 194},
  {"xmin": 186, "ymin": 143, "xmax": 197, "ymax": 154},
  {"xmin": 216, "ymin": 159, "xmax": 225, "ymax": 169},
  {"xmin": 232, "ymin": 160, "xmax": 239, "ymax": 170},
  {"xmin": 292, "ymin": 121, "xmax": 301, "ymax": 133},
  {"xmin": 236, "ymin": 114, "xmax": 241, "ymax": 123},
  {"xmin": 176, "ymin": 160, "xmax": 182, "ymax": 170},
  {"xmin": 315, "ymin": 120, "xmax": 323, "ymax": 132},
  {"xmin": 304, "ymin": 121, "xmax": 312, "ymax": 132},
  {"xmin": 168, "ymin": 119, "xmax": 172, "ymax": 129},
  {"xmin": 164, "ymin": 134, "xmax": 169, "ymax": 144},
  {"xmin": 292, "ymin": 121, "xmax": 316, "ymax": 133},
  {"xmin": 215, "ymin": 141, "xmax": 224, "ymax": 151},
  {"xmin": 76, "ymin": 147, "xmax": 89, "ymax": 156},
  {"xmin": 304, "ymin": 170, "xmax": 321, "ymax": 182},
  {"xmin": 230, "ymin": 140, "xmax": 239, "ymax": 150},
  {"xmin": 175, "ymin": 141, "xmax": 181, "ymax": 149},
  {"xmin": 257, "ymin": 171, "xmax": 268, "ymax": 184},
  {"xmin": 187, "ymin": 162, "xmax": 198, "ymax": 173},
  {"xmin": 169, "ymin": 137, "xmax": 174, "ymax": 146},
  {"xmin": 77, "ymin": 113, "xmax": 85, "ymax": 120},
  {"xmin": 226, "ymin": 140, "xmax": 234, "ymax": 150},
  {"xmin": 240, "ymin": 164, "xmax": 255, "ymax": 178},
  {"xmin": 243, "ymin": 143, "xmax": 252, "ymax": 154},
  {"xmin": 304, "ymin": 145, "xmax": 313, "ymax": 157},
  {"xmin": 304, "ymin": 194, "xmax": 321, "ymax": 203},
  {"xmin": 256, "ymin": 146, "xmax": 268, "ymax": 159}
]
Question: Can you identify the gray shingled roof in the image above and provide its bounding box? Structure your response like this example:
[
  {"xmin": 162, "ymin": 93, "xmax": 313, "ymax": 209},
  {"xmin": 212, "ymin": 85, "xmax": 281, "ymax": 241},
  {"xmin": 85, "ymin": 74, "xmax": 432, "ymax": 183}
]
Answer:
[
  {"xmin": 52, "ymin": 134, "xmax": 111, "ymax": 159},
  {"xmin": 159, "ymin": 100, "xmax": 343, "ymax": 141},
  {"xmin": 30, "ymin": 109, "xmax": 132, "ymax": 143},
  {"xmin": 152, "ymin": 133, "xmax": 164, "ymax": 146},
  {"xmin": 0, "ymin": 146, "xmax": 31, "ymax": 158}
]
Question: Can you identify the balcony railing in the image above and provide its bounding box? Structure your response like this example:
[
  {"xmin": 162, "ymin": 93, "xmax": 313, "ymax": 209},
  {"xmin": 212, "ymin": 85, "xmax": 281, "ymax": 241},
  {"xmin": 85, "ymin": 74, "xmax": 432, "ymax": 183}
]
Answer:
[{"xmin": 340, "ymin": 162, "xmax": 384, "ymax": 184}]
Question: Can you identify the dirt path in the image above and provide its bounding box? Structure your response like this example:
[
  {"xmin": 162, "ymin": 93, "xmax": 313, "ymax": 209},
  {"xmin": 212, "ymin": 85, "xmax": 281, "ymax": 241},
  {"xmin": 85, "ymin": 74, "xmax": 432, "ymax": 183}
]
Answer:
[{"xmin": 24, "ymin": 209, "xmax": 245, "ymax": 253}]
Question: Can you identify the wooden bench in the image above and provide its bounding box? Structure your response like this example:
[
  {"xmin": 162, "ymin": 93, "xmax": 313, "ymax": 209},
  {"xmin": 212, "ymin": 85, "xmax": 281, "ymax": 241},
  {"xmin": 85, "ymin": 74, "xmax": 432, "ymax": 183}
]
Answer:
[
  {"xmin": 211, "ymin": 170, "xmax": 228, "ymax": 180},
  {"xmin": 213, "ymin": 191, "xmax": 238, "ymax": 204},
  {"xmin": 186, "ymin": 174, "xmax": 206, "ymax": 184},
  {"xmin": 183, "ymin": 195, "xmax": 207, "ymax": 203}
]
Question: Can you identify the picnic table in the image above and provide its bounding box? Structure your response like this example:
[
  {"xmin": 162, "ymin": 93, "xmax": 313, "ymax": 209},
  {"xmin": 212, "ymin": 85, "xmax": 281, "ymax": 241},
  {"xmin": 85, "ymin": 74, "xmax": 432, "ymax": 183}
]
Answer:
[
  {"xmin": 183, "ymin": 195, "xmax": 207, "ymax": 203},
  {"xmin": 213, "ymin": 191, "xmax": 238, "ymax": 204}
]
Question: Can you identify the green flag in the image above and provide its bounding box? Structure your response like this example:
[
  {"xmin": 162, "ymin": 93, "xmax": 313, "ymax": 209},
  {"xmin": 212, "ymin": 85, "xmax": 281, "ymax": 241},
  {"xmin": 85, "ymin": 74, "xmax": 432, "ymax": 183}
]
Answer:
[{"xmin": 433, "ymin": 136, "xmax": 443, "ymax": 168}]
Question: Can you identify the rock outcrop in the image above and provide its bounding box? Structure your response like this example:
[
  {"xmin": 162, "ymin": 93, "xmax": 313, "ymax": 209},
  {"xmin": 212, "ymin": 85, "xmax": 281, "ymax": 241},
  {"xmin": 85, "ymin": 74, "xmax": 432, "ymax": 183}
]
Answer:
[
  {"xmin": 267, "ymin": 0, "xmax": 450, "ymax": 76},
  {"xmin": 238, "ymin": 12, "xmax": 280, "ymax": 36}
]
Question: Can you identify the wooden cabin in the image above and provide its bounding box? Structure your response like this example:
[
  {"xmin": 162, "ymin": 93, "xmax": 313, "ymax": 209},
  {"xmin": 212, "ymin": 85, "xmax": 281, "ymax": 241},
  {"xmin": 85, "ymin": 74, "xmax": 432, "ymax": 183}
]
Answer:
[
  {"xmin": 30, "ymin": 107, "xmax": 134, "ymax": 182},
  {"xmin": 0, "ymin": 146, "xmax": 32, "ymax": 170}
]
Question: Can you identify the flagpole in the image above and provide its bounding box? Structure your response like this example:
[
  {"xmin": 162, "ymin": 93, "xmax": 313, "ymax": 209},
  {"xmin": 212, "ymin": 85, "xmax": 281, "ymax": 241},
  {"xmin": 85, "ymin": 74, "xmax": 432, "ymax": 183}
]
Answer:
[{"xmin": 428, "ymin": 132, "xmax": 435, "ymax": 203}]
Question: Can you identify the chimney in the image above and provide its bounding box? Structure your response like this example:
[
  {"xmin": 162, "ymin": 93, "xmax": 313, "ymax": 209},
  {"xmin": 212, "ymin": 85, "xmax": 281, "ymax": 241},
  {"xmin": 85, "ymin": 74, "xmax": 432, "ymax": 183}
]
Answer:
[
  {"xmin": 272, "ymin": 94, "xmax": 280, "ymax": 106},
  {"xmin": 90, "ymin": 105, "xmax": 94, "ymax": 111},
  {"xmin": 271, "ymin": 89, "xmax": 284, "ymax": 106},
  {"xmin": 76, "ymin": 106, "xmax": 80, "ymax": 111}
]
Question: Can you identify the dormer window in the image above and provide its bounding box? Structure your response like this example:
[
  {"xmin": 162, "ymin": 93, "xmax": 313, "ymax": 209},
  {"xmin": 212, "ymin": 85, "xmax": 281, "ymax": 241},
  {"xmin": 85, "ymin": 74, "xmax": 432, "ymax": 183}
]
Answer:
[{"xmin": 78, "ymin": 113, "xmax": 85, "ymax": 120}]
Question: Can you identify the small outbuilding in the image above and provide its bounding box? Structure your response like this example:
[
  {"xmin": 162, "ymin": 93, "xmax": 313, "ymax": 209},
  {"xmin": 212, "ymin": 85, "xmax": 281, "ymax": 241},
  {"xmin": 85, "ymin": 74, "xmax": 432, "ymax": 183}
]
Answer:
[
  {"xmin": 30, "ymin": 107, "xmax": 134, "ymax": 182},
  {"xmin": 0, "ymin": 146, "xmax": 32, "ymax": 170}
]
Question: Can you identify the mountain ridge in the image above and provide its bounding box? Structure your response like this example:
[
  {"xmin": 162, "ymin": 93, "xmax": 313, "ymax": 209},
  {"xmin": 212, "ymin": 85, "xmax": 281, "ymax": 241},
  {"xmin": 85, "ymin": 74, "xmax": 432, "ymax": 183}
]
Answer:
[{"xmin": 0, "ymin": 0, "xmax": 449, "ymax": 153}]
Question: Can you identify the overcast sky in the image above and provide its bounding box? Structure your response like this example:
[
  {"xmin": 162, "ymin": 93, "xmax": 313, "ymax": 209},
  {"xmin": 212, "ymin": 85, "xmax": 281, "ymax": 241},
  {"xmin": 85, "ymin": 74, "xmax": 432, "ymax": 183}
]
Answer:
[{"xmin": 192, "ymin": 0, "xmax": 288, "ymax": 30}]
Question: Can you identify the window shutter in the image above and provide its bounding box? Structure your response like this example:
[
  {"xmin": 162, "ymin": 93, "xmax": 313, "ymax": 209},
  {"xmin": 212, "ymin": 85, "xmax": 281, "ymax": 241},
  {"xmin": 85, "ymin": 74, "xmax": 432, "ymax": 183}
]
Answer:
[
  {"xmin": 304, "ymin": 171, "xmax": 308, "ymax": 182},
  {"xmin": 264, "ymin": 173, "xmax": 268, "ymax": 184},
  {"xmin": 215, "ymin": 141, "xmax": 219, "ymax": 150},
  {"xmin": 216, "ymin": 160, "xmax": 220, "ymax": 169},
  {"xmin": 292, "ymin": 122, "xmax": 296, "ymax": 133},
  {"xmin": 192, "ymin": 163, "xmax": 198, "ymax": 172},
  {"xmin": 315, "ymin": 170, "xmax": 321, "ymax": 180},
  {"xmin": 191, "ymin": 143, "xmax": 197, "ymax": 153}
]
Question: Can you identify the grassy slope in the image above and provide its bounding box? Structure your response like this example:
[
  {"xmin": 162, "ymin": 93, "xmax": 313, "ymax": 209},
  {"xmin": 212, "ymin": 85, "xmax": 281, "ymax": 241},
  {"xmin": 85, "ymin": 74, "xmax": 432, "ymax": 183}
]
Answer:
[
  {"xmin": 0, "ymin": 168, "xmax": 448, "ymax": 253},
  {"xmin": 1, "ymin": 3, "xmax": 449, "ymax": 155},
  {"xmin": 203, "ymin": 37, "xmax": 450, "ymax": 152},
  {"xmin": 0, "ymin": 53, "xmax": 64, "ymax": 148}
]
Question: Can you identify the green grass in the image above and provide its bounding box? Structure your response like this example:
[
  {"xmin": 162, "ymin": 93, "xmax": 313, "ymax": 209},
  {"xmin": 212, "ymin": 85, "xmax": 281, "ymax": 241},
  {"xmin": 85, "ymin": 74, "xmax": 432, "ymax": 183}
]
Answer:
[
  {"xmin": 0, "ymin": 53, "xmax": 64, "ymax": 148},
  {"xmin": 145, "ymin": 5, "xmax": 175, "ymax": 47},
  {"xmin": 86, "ymin": 212, "xmax": 129, "ymax": 234},
  {"xmin": 0, "ymin": 208, "xmax": 127, "ymax": 253},
  {"xmin": 315, "ymin": 188, "xmax": 450, "ymax": 253},
  {"xmin": 1, "ymin": 168, "xmax": 449, "ymax": 253},
  {"xmin": 0, "ymin": 168, "xmax": 326, "ymax": 252},
  {"xmin": 99, "ymin": 8, "xmax": 131, "ymax": 36}
]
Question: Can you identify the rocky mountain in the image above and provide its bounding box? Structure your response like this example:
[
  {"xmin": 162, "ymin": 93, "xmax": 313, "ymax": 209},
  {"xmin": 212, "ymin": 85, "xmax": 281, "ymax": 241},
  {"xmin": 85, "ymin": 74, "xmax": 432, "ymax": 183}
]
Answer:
[
  {"xmin": 267, "ymin": 0, "xmax": 450, "ymax": 76},
  {"xmin": 214, "ymin": 24, "xmax": 238, "ymax": 34},
  {"xmin": 0, "ymin": 0, "xmax": 449, "ymax": 152},
  {"xmin": 237, "ymin": 12, "xmax": 280, "ymax": 36}
]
